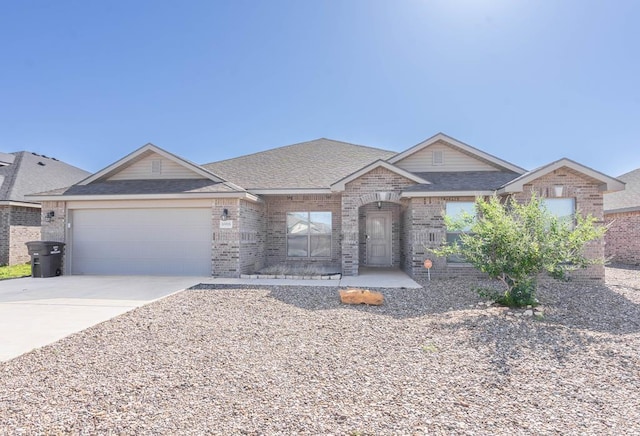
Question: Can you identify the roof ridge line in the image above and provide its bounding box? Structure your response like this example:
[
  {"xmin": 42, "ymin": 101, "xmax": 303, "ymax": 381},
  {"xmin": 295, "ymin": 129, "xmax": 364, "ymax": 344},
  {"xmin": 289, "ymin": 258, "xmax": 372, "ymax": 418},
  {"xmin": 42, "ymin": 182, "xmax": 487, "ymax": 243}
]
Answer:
[{"xmin": 202, "ymin": 138, "xmax": 395, "ymax": 166}]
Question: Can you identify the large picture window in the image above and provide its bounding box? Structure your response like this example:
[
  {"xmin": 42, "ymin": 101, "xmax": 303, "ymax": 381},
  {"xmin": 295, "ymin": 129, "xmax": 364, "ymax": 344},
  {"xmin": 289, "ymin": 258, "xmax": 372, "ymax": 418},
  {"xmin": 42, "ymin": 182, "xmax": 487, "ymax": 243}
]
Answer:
[
  {"xmin": 543, "ymin": 198, "xmax": 575, "ymax": 228},
  {"xmin": 445, "ymin": 201, "xmax": 476, "ymax": 264},
  {"xmin": 287, "ymin": 212, "xmax": 332, "ymax": 258}
]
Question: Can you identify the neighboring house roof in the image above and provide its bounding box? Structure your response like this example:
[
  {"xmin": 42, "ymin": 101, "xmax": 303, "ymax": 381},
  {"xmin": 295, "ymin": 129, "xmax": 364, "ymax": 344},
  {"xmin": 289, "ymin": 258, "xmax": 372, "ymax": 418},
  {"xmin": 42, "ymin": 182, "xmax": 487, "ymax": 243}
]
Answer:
[
  {"xmin": 0, "ymin": 152, "xmax": 15, "ymax": 166},
  {"xmin": 604, "ymin": 168, "xmax": 640, "ymax": 213},
  {"xmin": 388, "ymin": 132, "xmax": 527, "ymax": 174},
  {"xmin": 499, "ymin": 158, "xmax": 625, "ymax": 194},
  {"xmin": 0, "ymin": 151, "xmax": 90, "ymax": 205},
  {"xmin": 203, "ymin": 138, "xmax": 396, "ymax": 191}
]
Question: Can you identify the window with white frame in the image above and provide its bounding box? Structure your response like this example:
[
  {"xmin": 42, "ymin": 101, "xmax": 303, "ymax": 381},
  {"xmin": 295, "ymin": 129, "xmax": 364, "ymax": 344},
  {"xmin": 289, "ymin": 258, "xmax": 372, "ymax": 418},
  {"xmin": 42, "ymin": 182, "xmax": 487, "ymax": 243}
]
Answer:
[
  {"xmin": 287, "ymin": 212, "xmax": 332, "ymax": 258},
  {"xmin": 543, "ymin": 198, "xmax": 575, "ymax": 228},
  {"xmin": 445, "ymin": 201, "xmax": 476, "ymax": 263}
]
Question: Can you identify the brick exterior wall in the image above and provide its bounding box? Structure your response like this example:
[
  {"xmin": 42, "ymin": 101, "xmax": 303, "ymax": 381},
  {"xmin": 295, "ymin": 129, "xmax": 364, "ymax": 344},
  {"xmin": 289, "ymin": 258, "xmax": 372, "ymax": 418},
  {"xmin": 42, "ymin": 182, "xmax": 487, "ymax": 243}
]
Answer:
[
  {"xmin": 342, "ymin": 167, "xmax": 417, "ymax": 276},
  {"xmin": 0, "ymin": 205, "xmax": 43, "ymax": 266},
  {"xmin": 9, "ymin": 206, "xmax": 41, "ymax": 265},
  {"xmin": 605, "ymin": 210, "xmax": 640, "ymax": 265},
  {"xmin": 32, "ymin": 165, "xmax": 608, "ymax": 282},
  {"xmin": 40, "ymin": 201, "xmax": 68, "ymax": 272},
  {"xmin": 264, "ymin": 194, "xmax": 342, "ymax": 272},
  {"xmin": 40, "ymin": 201, "xmax": 67, "ymax": 242},
  {"xmin": 0, "ymin": 206, "xmax": 9, "ymax": 265},
  {"xmin": 239, "ymin": 200, "xmax": 266, "ymax": 274},
  {"xmin": 212, "ymin": 199, "xmax": 241, "ymax": 277},
  {"xmin": 406, "ymin": 196, "xmax": 484, "ymax": 281},
  {"xmin": 511, "ymin": 167, "xmax": 606, "ymax": 282}
]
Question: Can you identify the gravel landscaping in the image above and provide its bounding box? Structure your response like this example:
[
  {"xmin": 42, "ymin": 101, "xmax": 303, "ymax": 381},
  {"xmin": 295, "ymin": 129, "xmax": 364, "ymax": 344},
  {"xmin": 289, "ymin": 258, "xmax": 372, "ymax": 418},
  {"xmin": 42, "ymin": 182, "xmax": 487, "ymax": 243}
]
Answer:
[{"xmin": 1, "ymin": 266, "xmax": 639, "ymax": 435}]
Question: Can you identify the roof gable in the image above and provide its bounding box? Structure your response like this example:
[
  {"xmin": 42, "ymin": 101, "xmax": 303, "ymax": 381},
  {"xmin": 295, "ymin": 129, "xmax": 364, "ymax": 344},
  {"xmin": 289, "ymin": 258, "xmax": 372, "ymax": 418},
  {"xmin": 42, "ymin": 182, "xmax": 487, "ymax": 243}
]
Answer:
[
  {"xmin": 330, "ymin": 160, "xmax": 429, "ymax": 191},
  {"xmin": 389, "ymin": 133, "xmax": 526, "ymax": 174},
  {"xmin": 80, "ymin": 143, "xmax": 225, "ymax": 185},
  {"xmin": 499, "ymin": 158, "xmax": 625, "ymax": 194}
]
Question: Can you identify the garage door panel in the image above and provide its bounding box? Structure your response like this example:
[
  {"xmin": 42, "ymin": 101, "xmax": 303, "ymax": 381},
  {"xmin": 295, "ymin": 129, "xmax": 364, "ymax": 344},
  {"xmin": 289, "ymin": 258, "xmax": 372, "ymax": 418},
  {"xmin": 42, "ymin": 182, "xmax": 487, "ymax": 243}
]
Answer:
[{"xmin": 71, "ymin": 208, "xmax": 212, "ymax": 276}]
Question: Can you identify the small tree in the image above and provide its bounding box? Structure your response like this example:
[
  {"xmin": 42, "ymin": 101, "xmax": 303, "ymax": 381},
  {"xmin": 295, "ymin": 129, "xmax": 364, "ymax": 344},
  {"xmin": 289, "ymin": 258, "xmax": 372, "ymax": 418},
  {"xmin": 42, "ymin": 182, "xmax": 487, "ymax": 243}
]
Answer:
[{"xmin": 433, "ymin": 193, "xmax": 606, "ymax": 307}]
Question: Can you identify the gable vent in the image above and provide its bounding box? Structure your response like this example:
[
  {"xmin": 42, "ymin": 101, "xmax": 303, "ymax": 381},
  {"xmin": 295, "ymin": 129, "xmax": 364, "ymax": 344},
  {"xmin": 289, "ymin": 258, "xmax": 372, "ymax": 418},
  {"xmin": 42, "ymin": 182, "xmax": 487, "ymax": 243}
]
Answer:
[
  {"xmin": 151, "ymin": 160, "xmax": 162, "ymax": 175},
  {"xmin": 432, "ymin": 150, "xmax": 444, "ymax": 165}
]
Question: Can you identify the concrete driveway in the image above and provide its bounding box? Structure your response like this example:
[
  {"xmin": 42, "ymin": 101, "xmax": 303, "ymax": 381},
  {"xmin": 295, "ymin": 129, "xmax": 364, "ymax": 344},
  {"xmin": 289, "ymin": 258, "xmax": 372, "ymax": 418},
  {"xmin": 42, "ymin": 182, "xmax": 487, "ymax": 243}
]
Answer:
[{"xmin": 0, "ymin": 276, "xmax": 204, "ymax": 362}]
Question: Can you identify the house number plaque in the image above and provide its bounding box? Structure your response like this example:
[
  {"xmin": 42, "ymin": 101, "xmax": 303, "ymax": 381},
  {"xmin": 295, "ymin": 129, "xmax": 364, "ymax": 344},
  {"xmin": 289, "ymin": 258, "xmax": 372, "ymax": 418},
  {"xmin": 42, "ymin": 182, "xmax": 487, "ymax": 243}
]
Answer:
[{"xmin": 219, "ymin": 220, "xmax": 233, "ymax": 229}]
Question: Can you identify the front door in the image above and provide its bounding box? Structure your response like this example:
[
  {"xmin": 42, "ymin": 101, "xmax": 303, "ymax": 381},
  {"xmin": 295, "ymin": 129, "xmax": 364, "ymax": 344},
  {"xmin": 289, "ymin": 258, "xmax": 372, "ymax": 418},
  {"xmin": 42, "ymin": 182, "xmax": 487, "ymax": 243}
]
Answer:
[{"xmin": 366, "ymin": 211, "xmax": 392, "ymax": 266}]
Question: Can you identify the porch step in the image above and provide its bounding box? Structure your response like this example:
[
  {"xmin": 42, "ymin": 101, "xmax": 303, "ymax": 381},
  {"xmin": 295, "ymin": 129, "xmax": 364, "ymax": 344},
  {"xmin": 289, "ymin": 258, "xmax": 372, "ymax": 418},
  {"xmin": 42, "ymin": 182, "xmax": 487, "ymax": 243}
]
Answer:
[{"xmin": 239, "ymin": 273, "xmax": 342, "ymax": 280}]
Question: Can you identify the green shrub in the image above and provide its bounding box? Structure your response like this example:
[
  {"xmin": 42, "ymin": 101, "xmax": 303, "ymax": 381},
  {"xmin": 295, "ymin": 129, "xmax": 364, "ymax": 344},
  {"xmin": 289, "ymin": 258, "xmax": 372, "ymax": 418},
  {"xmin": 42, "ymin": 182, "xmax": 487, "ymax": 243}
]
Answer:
[{"xmin": 433, "ymin": 194, "xmax": 605, "ymax": 307}]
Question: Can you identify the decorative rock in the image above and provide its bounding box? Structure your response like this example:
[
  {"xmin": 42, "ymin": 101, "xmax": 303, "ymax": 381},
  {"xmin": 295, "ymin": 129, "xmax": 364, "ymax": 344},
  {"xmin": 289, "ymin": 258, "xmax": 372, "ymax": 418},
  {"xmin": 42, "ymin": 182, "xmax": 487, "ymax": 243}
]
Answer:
[
  {"xmin": 339, "ymin": 288, "xmax": 384, "ymax": 306},
  {"xmin": 524, "ymin": 309, "xmax": 534, "ymax": 316}
]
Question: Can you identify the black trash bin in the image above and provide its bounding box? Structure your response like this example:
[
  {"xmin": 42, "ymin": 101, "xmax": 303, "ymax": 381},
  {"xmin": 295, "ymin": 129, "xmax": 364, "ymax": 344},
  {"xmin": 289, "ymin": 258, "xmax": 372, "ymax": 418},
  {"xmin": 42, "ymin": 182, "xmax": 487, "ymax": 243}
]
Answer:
[{"xmin": 25, "ymin": 241, "xmax": 65, "ymax": 278}]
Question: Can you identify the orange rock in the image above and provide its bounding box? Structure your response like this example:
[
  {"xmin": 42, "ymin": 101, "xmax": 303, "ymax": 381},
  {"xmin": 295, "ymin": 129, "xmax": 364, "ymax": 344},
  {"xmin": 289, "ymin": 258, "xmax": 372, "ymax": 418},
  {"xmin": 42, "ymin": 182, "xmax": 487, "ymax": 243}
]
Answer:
[{"xmin": 339, "ymin": 288, "xmax": 384, "ymax": 306}]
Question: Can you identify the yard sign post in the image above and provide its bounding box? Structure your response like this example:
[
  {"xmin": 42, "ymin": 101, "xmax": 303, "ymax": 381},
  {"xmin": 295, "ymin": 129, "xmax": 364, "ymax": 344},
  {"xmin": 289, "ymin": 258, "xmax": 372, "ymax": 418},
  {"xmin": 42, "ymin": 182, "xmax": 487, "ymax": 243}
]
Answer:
[{"xmin": 423, "ymin": 259, "xmax": 432, "ymax": 281}]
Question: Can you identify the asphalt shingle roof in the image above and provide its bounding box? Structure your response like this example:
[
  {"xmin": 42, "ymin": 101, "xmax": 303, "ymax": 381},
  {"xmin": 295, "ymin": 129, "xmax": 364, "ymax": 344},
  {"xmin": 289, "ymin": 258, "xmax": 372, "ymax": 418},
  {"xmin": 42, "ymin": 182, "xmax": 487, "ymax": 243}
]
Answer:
[
  {"xmin": 0, "ymin": 152, "xmax": 90, "ymax": 203},
  {"xmin": 604, "ymin": 168, "xmax": 640, "ymax": 213},
  {"xmin": 34, "ymin": 179, "xmax": 237, "ymax": 197},
  {"xmin": 403, "ymin": 171, "xmax": 521, "ymax": 192},
  {"xmin": 203, "ymin": 138, "xmax": 396, "ymax": 189}
]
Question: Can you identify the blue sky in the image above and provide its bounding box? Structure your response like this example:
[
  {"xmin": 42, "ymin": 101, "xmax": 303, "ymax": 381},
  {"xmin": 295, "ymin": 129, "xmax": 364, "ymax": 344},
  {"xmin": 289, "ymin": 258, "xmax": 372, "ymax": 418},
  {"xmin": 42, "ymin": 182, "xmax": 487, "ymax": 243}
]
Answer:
[{"xmin": 1, "ymin": 0, "xmax": 638, "ymax": 176}]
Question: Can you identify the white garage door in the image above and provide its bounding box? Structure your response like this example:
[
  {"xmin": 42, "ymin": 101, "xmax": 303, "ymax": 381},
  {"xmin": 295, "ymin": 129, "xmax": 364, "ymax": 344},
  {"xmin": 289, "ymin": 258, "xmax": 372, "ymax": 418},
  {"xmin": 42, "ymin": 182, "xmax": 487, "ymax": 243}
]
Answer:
[{"xmin": 71, "ymin": 208, "xmax": 212, "ymax": 276}]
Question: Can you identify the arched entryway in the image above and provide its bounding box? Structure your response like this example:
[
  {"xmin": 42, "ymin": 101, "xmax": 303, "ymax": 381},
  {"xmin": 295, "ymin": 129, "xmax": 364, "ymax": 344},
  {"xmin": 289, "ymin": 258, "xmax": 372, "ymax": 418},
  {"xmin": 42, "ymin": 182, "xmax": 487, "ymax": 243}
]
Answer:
[{"xmin": 349, "ymin": 191, "xmax": 406, "ymax": 274}]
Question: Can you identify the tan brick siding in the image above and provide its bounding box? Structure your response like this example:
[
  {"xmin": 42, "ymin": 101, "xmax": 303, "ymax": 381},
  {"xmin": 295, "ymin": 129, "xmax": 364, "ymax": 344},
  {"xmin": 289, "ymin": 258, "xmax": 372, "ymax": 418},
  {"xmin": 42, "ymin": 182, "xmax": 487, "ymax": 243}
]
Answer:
[
  {"xmin": 40, "ymin": 201, "xmax": 68, "ymax": 272},
  {"xmin": 0, "ymin": 205, "xmax": 42, "ymax": 265},
  {"xmin": 0, "ymin": 206, "xmax": 10, "ymax": 265},
  {"xmin": 605, "ymin": 210, "xmax": 640, "ymax": 265},
  {"xmin": 239, "ymin": 200, "xmax": 266, "ymax": 274},
  {"xmin": 212, "ymin": 199, "xmax": 241, "ymax": 277},
  {"xmin": 41, "ymin": 202, "xmax": 67, "ymax": 242},
  {"xmin": 408, "ymin": 196, "xmax": 485, "ymax": 280}
]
